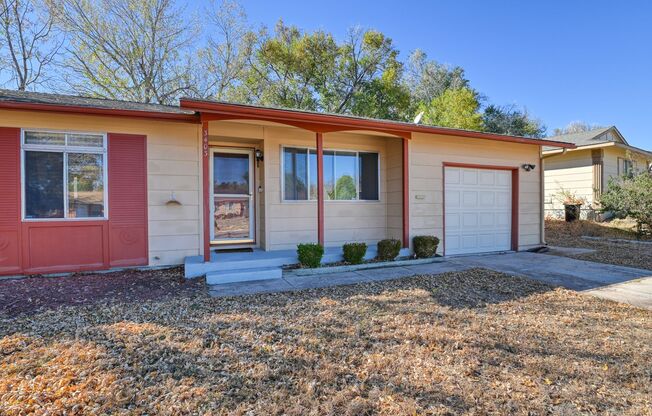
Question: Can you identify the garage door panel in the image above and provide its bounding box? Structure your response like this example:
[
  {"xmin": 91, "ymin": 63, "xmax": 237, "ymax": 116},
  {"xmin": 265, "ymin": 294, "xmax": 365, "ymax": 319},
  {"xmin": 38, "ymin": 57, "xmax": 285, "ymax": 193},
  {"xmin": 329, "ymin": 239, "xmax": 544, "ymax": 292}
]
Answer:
[
  {"xmin": 461, "ymin": 234, "xmax": 477, "ymax": 249},
  {"xmin": 478, "ymin": 170, "xmax": 495, "ymax": 185},
  {"xmin": 462, "ymin": 191, "xmax": 477, "ymax": 206},
  {"xmin": 496, "ymin": 171, "xmax": 511, "ymax": 186},
  {"xmin": 496, "ymin": 192, "xmax": 511, "ymax": 207},
  {"xmin": 445, "ymin": 190, "xmax": 460, "ymax": 208},
  {"xmin": 445, "ymin": 166, "xmax": 512, "ymax": 255},
  {"xmin": 478, "ymin": 212, "xmax": 495, "ymax": 227},
  {"xmin": 446, "ymin": 234, "xmax": 460, "ymax": 251},
  {"xmin": 478, "ymin": 191, "xmax": 495, "ymax": 207},
  {"xmin": 462, "ymin": 169, "xmax": 478, "ymax": 185},
  {"xmin": 445, "ymin": 168, "xmax": 461, "ymax": 184},
  {"xmin": 462, "ymin": 213, "xmax": 478, "ymax": 227},
  {"xmin": 496, "ymin": 212, "xmax": 510, "ymax": 226},
  {"xmin": 445, "ymin": 213, "xmax": 460, "ymax": 229}
]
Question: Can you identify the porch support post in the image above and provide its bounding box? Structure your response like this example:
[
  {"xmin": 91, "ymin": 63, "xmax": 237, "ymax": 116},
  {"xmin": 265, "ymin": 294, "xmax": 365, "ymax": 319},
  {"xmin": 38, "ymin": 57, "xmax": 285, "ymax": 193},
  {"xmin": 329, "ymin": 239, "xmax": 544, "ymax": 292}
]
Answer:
[
  {"xmin": 316, "ymin": 132, "xmax": 325, "ymax": 246},
  {"xmin": 202, "ymin": 120, "xmax": 211, "ymax": 262},
  {"xmin": 402, "ymin": 137, "xmax": 410, "ymax": 248}
]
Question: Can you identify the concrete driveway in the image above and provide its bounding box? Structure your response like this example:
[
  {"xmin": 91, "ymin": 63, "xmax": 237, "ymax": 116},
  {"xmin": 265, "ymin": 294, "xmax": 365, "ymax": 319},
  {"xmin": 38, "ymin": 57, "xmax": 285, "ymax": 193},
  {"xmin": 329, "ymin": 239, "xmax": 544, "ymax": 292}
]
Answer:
[
  {"xmin": 211, "ymin": 251, "xmax": 652, "ymax": 310},
  {"xmin": 448, "ymin": 252, "xmax": 652, "ymax": 310}
]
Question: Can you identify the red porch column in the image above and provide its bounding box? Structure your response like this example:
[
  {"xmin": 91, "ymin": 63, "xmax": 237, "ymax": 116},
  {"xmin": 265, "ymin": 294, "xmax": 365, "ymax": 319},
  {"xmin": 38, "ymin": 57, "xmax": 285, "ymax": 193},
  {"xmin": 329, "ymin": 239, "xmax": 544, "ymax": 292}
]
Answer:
[
  {"xmin": 402, "ymin": 137, "xmax": 410, "ymax": 248},
  {"xmin": 316, "ymin": 132, "xmax": 325, "ymax": 246},
  {"xmin": 202, "ymin": 121, "xmax": 211, "ymax": 261}
]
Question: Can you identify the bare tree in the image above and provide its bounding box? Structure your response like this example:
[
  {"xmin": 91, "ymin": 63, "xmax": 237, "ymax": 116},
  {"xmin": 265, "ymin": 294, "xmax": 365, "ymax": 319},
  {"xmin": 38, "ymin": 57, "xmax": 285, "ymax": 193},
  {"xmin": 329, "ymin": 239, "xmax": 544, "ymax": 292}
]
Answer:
[
  {"xmin": 553, "ymin": 121, "xmax": 606, "ymax": 136},
  {"xmin": 49, "ymin": 0, "xmax": 196, "ymax": 104},
  {"xmin": 195, "ymin": 0, "xmax": 257, "ymax": 100},
  {"xmin": 0, "ymin": 0, "xmax": 62, "ymax": 90}
]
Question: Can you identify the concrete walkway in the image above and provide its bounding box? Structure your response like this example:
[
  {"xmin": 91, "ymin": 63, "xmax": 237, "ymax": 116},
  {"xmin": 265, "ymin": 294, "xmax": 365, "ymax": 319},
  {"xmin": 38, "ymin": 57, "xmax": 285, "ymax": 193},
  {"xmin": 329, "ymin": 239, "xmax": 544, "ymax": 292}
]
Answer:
[{"xmin": 210, "ymin": 252, "xmax": 652, "ymax": 310}]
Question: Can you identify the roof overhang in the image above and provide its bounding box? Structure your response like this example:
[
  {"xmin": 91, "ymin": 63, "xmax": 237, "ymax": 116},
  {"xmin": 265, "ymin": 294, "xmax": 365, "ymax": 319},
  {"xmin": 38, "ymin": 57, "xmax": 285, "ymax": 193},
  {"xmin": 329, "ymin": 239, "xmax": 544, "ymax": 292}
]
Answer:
[
  {"xmin": 543, "ymin": 141, "xmax": 652, "ymax": 158},
  {"xmin": 181, "ymin": 98, "xmax": 576, "ymax": 148},
  {"xmin": 0, "ymin": 100, "xmax": 199, "ymax": 123}
]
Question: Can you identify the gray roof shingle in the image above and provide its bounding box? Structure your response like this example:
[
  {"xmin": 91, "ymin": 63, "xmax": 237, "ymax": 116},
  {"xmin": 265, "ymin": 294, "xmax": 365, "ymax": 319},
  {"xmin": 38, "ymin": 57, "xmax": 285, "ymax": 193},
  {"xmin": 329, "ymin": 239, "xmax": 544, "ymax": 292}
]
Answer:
[
  {"xmin": 0, "ymin": 89, "xmax": 195, "ymax": 115},
  {"xmin": 543, "ymin": 126, "xmax": 617, "ymax": 151}
]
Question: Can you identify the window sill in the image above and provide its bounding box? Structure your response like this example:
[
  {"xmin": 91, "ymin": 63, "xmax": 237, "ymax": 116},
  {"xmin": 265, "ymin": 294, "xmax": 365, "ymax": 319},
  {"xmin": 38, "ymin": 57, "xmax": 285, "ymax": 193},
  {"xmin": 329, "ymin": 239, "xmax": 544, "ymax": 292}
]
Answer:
[{"xmin": 22, "ymin": 218, "xmax": 109, "ymax": 222}]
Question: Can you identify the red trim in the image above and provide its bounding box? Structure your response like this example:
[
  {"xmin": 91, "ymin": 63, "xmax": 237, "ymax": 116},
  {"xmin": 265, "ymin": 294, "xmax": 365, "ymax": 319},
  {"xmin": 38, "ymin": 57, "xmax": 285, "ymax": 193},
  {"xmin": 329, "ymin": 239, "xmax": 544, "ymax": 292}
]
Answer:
[
  {"xmin": 181, "ymin": 99, "xmax": 575, "ymax": 148},
  {"xmin": 402, "ymin": 138, "xmax": 410, "ymax": 248},
  {"xmin": 202, "ymin": 121, "xmax": 211, "ymax": 261},
  {"xmin": 442, "ymin": 162, "xmax": 518, "ymax": 171},
  {"xmin": 0, "ymin": 101, "xmax": 198, "ymax": 123},
  {"xmin": 316, "ymin": 133, "xmax": 324, "ymax": 246},
  {"xmin": 511, "ymin": 169, "xmax": 519, "ymax": 251},
  {"xmin": 441, "ymin": 162, "xmax": 520, "ymax": 255}
]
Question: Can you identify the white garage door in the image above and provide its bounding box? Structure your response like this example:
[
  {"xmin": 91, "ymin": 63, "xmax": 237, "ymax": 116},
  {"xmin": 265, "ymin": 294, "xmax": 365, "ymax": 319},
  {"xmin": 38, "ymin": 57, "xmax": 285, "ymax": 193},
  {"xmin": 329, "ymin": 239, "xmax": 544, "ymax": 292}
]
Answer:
[{"xmin": 444, "ymin": 166, "xmax": 512, "ymax": 255}]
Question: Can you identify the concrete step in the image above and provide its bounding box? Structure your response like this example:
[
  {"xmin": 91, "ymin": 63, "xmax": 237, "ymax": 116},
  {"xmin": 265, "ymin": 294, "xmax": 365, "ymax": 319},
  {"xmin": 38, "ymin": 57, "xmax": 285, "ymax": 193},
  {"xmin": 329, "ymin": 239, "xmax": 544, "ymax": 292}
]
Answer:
[
  {"xmin": 206, "ymin": 266, "xmax": 283, "ymax": 285},
  {"xmin": 185, "ymin": 246, "xmax": 412, "ymax": 278}
]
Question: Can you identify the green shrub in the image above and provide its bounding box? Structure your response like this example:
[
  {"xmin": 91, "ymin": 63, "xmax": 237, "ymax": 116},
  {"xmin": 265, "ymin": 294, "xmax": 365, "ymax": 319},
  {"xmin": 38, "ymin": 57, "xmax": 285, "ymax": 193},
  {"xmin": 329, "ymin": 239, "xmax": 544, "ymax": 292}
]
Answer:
[
  {"xmin": 297, "ymin": 243, "xmax": 324, "ymax": 268},
  {"xmin": 413, "ymin": 235, "xmax": 439, "ymax": 258},
  {"xmin": 377, "ymin": 239, "xmax": 401, "ymax": 261},
  {"xmin": 600, "ymin": 172, "xmax": 652, "ymax": 235},
  {"xmin": 342, "ymin": 242, "xmax": 367, "ymax": 264}
]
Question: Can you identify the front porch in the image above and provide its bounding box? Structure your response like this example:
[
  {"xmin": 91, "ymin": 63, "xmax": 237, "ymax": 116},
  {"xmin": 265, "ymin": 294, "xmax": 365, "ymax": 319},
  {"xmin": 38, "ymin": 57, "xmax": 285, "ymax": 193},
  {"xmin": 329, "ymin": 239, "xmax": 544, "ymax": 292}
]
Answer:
[
  {"xmin": 185, "ymin": 244, "xmax": 412, "ymax": 283},
  {"xmin": 183, "ymin": 99, "xmax": 414, "ymax": 281}
]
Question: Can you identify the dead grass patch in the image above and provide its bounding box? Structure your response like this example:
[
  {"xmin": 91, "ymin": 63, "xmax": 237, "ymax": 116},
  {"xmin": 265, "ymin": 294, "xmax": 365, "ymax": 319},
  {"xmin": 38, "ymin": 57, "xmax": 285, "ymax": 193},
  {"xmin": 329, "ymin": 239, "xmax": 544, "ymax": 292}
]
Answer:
[
  {"xmin": 546, "ymin": 219, "xmax": 652, "ymax": 270},
  {"xmin": 1, "ymin": 269, "xmax": 651, "ymax": 414}
]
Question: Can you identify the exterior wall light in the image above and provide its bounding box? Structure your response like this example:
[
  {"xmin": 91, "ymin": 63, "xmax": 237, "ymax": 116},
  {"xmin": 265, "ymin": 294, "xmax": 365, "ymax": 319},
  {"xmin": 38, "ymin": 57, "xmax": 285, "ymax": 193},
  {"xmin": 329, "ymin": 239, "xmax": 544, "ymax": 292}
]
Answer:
[
  {"xmin": 255, "ymin": 149, "xmax": 264, "ymax": 167},
  {"xmin": 522, "ymin": 163, "xmax": 536, "ymax": 172}
]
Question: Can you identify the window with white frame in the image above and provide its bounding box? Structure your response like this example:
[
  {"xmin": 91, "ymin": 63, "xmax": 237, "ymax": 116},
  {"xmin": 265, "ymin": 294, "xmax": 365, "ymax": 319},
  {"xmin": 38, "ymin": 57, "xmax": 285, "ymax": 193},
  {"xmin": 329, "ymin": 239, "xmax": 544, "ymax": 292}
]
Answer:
[
  {"xmin": 22, "ymin": 130, "xmax": 107, "ymax": 219},
  {"xmin": 283, "ymin": 146, "xmax": 379, "ymax": 201}
]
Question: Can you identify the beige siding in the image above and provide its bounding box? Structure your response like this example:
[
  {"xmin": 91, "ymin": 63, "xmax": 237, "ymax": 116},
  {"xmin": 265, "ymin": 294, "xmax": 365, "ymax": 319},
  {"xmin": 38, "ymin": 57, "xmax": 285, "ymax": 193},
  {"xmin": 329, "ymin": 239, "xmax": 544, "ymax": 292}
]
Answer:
[
  {"xmin": 0, "ymin": 110, "xmax": 201, "ymax": 267},
  {"xmin": 543, "ymin": 150, "xmax": 594, "ymax": 214},
  {"xmin": 603, "ymin": 146, "xmax": 651, "ymax": 181},
  {"xmin": 544, "ymin": 146, "xmax": 652, "ymax": 219},
  {"xmin": 409, "ymin": 133, "xmax": 542, "ymax": 250}
]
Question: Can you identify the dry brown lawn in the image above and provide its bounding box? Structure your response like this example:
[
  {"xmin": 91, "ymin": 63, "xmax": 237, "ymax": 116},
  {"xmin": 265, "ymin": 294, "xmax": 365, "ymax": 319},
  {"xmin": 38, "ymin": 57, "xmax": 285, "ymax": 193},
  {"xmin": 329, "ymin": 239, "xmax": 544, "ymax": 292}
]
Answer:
[
  {"xmin": 1, "ymin": 268, "xmax": 651, "ymax": 415},
  {"xmin": 546, "ymin": 219, "xmax": 652, "ymax": 270}
]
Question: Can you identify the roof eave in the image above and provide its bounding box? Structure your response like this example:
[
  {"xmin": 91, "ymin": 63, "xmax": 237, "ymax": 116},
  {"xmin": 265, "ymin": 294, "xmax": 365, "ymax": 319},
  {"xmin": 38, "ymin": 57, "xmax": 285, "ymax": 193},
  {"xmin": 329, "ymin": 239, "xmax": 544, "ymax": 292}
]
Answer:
[
  {"xmin": 542, "ymin": 141, "xmax": 616, "ymax": 155},
  {"xmin": 0, "ymin": 100, "xmax": 199, "ymax": 123},
  {"xmin": 180, "ymin": 98, "xmax": 575, "ymax": 148}
]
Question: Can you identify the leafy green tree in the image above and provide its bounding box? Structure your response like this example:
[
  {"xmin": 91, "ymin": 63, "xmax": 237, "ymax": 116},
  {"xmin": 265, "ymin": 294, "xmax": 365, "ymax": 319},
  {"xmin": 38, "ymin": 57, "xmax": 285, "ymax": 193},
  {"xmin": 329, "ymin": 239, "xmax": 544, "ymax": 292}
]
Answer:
[
  {"xmin": 335, "ymin": 175, "xmax": 356, "ymax": 200},
  {"xmin": 600, "ymin": 173, "xmax": 652, "ymax": 235},
  {"xmin": 405, "ymin": 49, "xmax": 469, "ymax": 107},
  {"xmin": 231, "ymin": 20, "xmax": 337, "ymax": 110},
  {"xmin": 482, "ymin": 104, "xmax": 546, "ymax": 138},
  {"xmin": 419, "ymin": 87, "xmax": 483, "ymax": 130},
  {"xmin": 322, "ymin": 28, "xmax": 408, "ymax": 119}
]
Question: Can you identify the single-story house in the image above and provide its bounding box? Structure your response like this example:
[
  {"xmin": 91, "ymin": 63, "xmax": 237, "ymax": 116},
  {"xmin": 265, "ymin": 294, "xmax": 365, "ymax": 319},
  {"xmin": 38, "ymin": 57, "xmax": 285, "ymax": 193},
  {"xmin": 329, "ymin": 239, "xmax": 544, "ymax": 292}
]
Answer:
[
  {"xmin": 0, "ymin": 89, "xmax": 574, "ymax": 281},
  {"xmin": 543, "ymin": 126, "xmax": 652, "ymax": 219}
]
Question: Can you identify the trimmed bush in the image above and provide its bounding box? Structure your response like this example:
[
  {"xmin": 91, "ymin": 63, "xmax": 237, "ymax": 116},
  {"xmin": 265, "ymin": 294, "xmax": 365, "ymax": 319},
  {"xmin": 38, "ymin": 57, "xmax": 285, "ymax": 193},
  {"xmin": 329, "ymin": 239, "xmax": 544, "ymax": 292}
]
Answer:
[
  {"xmin": 377, "ymin": 239, "xmax": 401, "ymax": 261},
  {"xmin": 297, "ymin": 243, "xmax": 324, "ymax": 268},
  {"xmin": 342, "ymin": 242, "xmax": 367, "ymax": 264},
  {"xmin": 413, "ymin": 235, "xmax": 439, "ymax": 258}
]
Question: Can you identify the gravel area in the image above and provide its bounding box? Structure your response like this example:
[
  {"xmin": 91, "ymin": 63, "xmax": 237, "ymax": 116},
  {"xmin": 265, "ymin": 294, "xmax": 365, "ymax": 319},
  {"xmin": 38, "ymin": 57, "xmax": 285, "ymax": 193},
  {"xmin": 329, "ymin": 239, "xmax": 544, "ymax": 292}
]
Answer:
[
  {"xmin": 1, "ymin": 268, "xmax": 650, "ymax": 415},
  {"xmin": 546, "ymin": 219, "xmax": 652, "ymax": 270}
]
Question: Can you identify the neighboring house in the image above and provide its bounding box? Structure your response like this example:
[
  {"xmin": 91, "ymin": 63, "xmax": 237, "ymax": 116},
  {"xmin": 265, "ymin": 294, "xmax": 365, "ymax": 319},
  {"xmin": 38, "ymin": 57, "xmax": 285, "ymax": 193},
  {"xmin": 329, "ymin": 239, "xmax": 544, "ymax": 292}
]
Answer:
[
  {"xmin": 543, "ymin": 126, "xmax": 652, "ymax": 219},
  {"xmin": 0, "ymin": 89, "xmax": 574, "ymax": 279}
]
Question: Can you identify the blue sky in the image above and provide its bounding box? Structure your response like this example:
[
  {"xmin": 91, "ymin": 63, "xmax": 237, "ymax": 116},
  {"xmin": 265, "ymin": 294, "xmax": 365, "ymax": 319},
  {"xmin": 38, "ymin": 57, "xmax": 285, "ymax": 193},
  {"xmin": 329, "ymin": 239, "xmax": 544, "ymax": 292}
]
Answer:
[{"xmin": 195, "ymin": 0, "xmax": 651, "ymax": 147}]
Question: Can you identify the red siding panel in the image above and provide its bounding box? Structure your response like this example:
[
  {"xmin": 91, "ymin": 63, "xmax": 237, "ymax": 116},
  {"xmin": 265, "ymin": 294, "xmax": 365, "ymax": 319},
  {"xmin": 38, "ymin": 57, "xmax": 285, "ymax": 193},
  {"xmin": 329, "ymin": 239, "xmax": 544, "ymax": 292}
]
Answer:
[
  {"xmin": 22, "ymin": 221, "xmax": 108, "ymax": 273},
  {"xmin": 0, "ymin": 127, "xmax": 22, "ymax": 274},
  {"xmin": 108, "ymin": 133, "xmax": 148, "ymax": 267}
]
